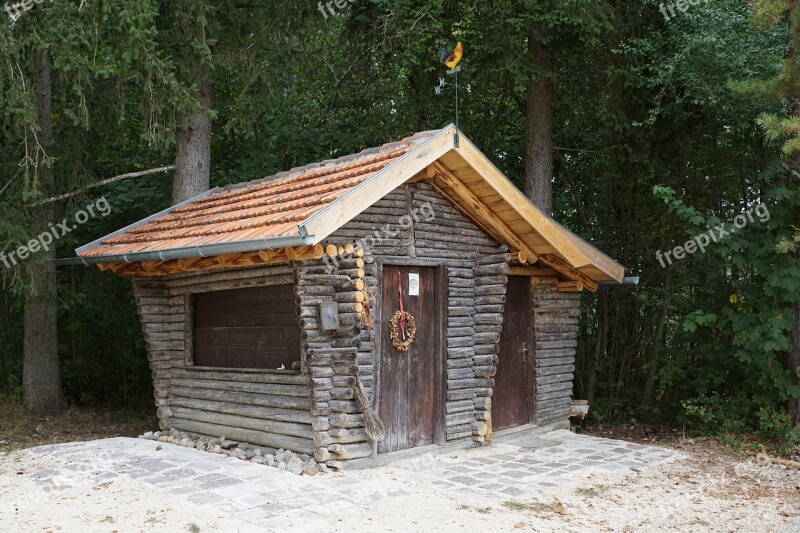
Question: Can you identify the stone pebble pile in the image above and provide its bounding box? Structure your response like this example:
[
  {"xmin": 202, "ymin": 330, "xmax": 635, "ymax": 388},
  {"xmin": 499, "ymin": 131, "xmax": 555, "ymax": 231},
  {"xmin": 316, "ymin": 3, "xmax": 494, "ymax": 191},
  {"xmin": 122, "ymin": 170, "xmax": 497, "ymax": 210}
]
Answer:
[{"xmin": 138, "ymin": 428, "xmax": 328, "ymax": 476}]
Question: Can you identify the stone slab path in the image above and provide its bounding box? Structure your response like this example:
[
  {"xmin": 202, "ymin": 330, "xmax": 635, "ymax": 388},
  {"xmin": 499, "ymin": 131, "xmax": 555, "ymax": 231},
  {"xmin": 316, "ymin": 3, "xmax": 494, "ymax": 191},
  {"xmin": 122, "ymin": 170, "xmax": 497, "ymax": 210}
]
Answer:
[{"xmin": 6, "ymin": 430, "xmax": 678, "ymax": 532}]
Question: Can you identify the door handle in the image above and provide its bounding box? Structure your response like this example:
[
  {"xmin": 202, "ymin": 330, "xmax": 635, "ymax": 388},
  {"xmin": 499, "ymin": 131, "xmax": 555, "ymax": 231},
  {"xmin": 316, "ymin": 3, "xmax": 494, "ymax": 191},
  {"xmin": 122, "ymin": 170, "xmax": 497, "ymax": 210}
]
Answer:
[{"xmin": 521, "ymin": 342, "xmax": 529, "ymax": 363}]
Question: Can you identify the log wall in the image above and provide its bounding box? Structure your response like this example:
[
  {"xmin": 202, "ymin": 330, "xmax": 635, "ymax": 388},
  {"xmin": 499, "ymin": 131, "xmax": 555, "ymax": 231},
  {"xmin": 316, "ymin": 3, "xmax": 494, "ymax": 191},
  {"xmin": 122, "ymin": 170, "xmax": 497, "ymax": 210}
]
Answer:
[
  {"xmin": 531, "ymin": 282, "xmax": 581, "ymax": 427},
  {"xmin": 132, "ymin": 265, "xmax": 315, "ymax": 455},
  {"xmin": 313, "ymin": 182, "xmax": 508, "ymax": 464},
  {"xmin": 131, "ymin": 182, "xmax": 581, "ymax": 467}
]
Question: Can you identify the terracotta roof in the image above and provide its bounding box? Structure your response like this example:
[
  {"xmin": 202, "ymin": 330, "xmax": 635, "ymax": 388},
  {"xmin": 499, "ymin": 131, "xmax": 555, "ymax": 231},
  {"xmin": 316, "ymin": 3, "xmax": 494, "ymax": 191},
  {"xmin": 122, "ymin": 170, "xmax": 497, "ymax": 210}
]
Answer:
[
  {"xmin": 78, "ymin": 131, "xmax": 437, "ymax": 258},
  {"xmin": 70, "ymin": 125, "xmax": 625, "ymax": 284}
]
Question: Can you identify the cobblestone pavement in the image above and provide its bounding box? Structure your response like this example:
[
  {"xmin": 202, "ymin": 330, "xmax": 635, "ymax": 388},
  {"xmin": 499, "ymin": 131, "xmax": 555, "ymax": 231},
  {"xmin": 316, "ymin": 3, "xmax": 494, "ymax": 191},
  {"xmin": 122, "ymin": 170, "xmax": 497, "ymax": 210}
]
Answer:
[{"xmin": 17, "ymin": 430, "xmax": 677, "ymax": 532}]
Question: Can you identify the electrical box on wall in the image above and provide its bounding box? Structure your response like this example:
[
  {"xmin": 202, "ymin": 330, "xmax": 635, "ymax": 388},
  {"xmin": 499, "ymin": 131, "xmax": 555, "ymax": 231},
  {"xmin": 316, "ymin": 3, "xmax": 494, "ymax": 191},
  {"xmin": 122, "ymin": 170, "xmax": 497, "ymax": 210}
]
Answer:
[{"xmin": 319, "ymin": 302, "xmax": 340, "ymax": 332}]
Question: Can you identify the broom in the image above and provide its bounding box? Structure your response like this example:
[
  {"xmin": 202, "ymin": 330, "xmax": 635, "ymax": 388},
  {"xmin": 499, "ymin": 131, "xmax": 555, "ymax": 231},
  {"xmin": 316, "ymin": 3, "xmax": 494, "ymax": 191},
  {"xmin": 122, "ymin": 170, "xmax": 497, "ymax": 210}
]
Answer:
[{"xmin": 353, "ymin": 376, "xmax": 386, "ymax": 442}]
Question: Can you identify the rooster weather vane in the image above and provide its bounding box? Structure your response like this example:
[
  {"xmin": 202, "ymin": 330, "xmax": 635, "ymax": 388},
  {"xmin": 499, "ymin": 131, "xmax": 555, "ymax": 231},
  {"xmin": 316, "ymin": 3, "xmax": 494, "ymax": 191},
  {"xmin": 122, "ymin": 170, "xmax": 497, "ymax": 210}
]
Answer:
[{"xmin": 437, "ymin": 42, "xmax": 463, "ymax": 146}]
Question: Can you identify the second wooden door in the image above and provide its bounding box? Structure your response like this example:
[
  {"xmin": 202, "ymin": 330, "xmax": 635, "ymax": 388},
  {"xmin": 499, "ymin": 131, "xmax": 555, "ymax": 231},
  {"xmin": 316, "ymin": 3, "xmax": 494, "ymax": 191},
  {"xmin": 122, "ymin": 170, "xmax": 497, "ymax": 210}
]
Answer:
[{"xmin": 493, "ymin": 276, "xmax": 534, "ymax": 430}]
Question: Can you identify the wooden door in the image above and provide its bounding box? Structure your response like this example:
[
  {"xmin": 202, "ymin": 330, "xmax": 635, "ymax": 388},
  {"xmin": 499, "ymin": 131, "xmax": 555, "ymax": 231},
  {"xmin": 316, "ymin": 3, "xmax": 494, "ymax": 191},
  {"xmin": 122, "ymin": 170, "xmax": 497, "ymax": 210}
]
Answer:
[
  {"xmin": 493, "ymin": 276, "xmax": 534, "ymax": 430},
  {"xmin": 377, "ymin": 266, "xmax": 440, "ymax": 453}
]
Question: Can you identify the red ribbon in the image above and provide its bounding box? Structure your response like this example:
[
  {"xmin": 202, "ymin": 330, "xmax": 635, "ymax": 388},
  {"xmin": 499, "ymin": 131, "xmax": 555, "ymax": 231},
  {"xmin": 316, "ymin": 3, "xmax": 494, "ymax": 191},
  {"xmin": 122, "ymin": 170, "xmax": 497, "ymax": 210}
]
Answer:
[{"xmin": 397, "ymin": 271, "xmax": 408, "ymax": 340}]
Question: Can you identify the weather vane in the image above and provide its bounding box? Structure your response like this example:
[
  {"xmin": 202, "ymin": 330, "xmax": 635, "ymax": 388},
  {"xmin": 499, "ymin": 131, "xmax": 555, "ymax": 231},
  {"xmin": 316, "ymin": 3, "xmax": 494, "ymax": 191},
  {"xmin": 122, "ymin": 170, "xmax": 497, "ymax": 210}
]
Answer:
[{"xmin": 438, "ymin": 42, "xmax": 463, "ymax": 147}]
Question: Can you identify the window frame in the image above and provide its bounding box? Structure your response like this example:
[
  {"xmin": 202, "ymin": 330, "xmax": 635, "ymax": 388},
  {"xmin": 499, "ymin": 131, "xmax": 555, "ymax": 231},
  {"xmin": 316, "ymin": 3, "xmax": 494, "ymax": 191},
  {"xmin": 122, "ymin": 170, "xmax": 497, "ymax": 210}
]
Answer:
[{"xmin": 183, "ymin": 284, "xmax": 303, "ymax": 374}]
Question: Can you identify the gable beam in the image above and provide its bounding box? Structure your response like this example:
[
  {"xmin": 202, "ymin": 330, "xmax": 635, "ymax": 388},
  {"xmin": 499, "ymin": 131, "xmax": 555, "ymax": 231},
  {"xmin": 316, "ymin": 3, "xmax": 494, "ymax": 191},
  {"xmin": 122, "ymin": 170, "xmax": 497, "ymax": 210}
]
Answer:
[
  {"xmin": 429, "ymin": 162, "xmax": 539, "ymax": 264},
  {"xmin": 298, "ymin": 126, "xmax": 457, "ymax": 242}
]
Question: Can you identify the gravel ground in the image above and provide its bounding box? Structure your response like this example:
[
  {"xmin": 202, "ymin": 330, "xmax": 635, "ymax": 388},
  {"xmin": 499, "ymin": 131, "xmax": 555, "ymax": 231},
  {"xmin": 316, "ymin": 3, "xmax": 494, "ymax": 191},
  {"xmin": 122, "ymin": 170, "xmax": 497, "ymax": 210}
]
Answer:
[{"xmin": 0, "ymin": 430, "xmax": 797, "ymax": 532}]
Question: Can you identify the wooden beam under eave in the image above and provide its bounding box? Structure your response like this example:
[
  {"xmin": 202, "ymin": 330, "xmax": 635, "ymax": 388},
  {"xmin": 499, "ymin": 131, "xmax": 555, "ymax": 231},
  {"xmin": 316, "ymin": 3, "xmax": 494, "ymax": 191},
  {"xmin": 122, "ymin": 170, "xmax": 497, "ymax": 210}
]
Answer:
[
  {"xmin": 508, "ymin": 265, "xmax": 560, "ymax": 277},
  {"xmin": 141, "ymin": 260, "xmax": 164, "ymax": 272},
  {"xmin": 557, "ymin": 280, "xmax": 584, "ymax": 292},
  {"xmin": 539, "ymin": 254, "xmax": 598, "ymax": 292},
  {"xmin": 178, "ymin": 257, "xmax": 203, "ymax": 270},
  {"xmin": 216, "ymin": 253, "xmax": 240, "ymax": 265},
  {"xmin": 430, "ymin": 162, "xmax": 540, "ymax": 264},
  {"xmin": 96, "ymin": 263, "xmax": 112, "ymax": 272}
]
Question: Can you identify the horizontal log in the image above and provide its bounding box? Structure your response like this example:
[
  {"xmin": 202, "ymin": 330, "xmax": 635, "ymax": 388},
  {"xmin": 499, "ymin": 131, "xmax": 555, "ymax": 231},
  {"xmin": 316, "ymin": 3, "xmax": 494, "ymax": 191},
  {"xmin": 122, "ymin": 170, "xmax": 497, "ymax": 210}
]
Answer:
[
  {"xmin": 474, "ymin": 285, "xmax": 506, "ymax": 296},
  {"xmin": 448, "ymin": 378, "xmax": 477, "ymax": 390},
  {"xmin": 448, "ymin": 316, "xmax": 475, "ymax": 328},
  {"xmin": 535, "ymin": 373, "xmax": 575, "ymax": 386},
  {"xmin": 534, "ymin": 356, "xmax": 575, "ymax": 368},
  {"xmin": 449, "ymin": 277, "xmax": 476, "ymax": 288},
  {"xmin": 535, "ymin": 397, "xmax": 572, "ymax": 410},
  {"xmin": 535, "ymin": 364, "xmax": 576, "ymax": 377},
  {"xmin": 448, "ymin": 267, "xmax": 474, "ymax": 278},
  {"xmin": 537, "ymin": 381, "xmax": 574, "ymax": 395},
  {"xmin": 328, "ymin": 412, "xmax": 366, "ymax": 429},
  {"xmin": 474, "ymin": 250, "xmax": 510, "ymax": 265},
  {"xmin": 535, "ymin": 340, "xmax": 578, "ymax": 350},
  {"xmin": 169, "ymin": 397, "xmax": 311, "ymax": 424},
  {"xmin": 446, "ymin": 412, "xmax": 475, "ymax": 426},
  {"xmin": 142, "ymin": 322, "xmax": 184, "ymax": 333},
  {"xmin": 475, "ymin": 295, "xmax": 505, "ymax": 306},
  {"xmin": 135, "ymin": 296, "xmax": 185, "ymax": 307},
  {"xmin": 447, "ymin": 337, "xmax": 475, "ymax": 349},
  {"xmin": 447, "ymin": 368, "xmax": 475, "ymax": 380},
  {"xmin": 147, "ymin": 340, "xmax": 185, "ymax": 352},
  {"xmin": 473, "ymin": 313, "xmax": 503, "ymax": 325},
  {"xmin": 473, "ymin": 365, "xmax": 496, "ymax": 379},
  {"xmin": 170, "ymin": 378, "xmax": 309, "ymax": 397},
  {"xmin": 171, "ymin": 386, "xmax": 310, "ymax": 410},
  {"xmin": 170, "ymin": 407, "xmax": 312, "ymax": 439},
  {"xmin": 447, "ymin": 346, "xmax": 475, "ymax": 358},
  {"xmin": 447, "ymin": 357, "xmax": 474, "ymax": 369},
  {"xmin": 448, "ymin": 327, "xmax": 476, "ymax": 337},
  {"xmin": 169, "ymin": 418, "xmax": 314, "ymax": 455},
  {"xmin": 446, "ymin": 400, "xmax": 476, "ymax": 414},
  {"xmin": 326, "ymin": 442, "xmax": 372, "ymax": 461},
  {"xmin": 475, "ymin": 304, "xmax": 504, "ymax": 314}
]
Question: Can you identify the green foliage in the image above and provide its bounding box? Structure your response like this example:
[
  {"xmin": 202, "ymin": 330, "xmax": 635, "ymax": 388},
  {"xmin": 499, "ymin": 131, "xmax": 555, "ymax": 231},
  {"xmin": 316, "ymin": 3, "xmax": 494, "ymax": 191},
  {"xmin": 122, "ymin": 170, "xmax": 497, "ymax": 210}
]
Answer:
[{"xmin": 0, "ymin": 0, "xmax": 796, "ymax": 445}]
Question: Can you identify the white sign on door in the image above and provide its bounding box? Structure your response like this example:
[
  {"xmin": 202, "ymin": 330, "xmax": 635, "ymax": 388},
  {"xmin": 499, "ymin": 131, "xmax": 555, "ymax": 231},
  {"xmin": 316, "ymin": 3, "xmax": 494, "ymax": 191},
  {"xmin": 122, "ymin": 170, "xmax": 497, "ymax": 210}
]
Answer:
[{"xmin": 408, "ymin": 273, "xmax": 420, "ymax": 296}]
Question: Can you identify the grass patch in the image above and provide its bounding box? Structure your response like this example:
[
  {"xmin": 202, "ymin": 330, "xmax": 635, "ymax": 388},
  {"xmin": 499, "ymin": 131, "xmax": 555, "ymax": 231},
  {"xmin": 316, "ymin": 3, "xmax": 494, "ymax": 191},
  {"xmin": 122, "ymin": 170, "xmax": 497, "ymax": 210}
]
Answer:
[
  {"xmin": 503, "ymin": 499, "xmax": 565, "ymax": 515},
  {"xmin": 457, "ymin": 504, "xmax": 493, "ymax": 514},
  {"xmin": 575, "ymin": 484, "xmax": 610, "ymax": 497}
]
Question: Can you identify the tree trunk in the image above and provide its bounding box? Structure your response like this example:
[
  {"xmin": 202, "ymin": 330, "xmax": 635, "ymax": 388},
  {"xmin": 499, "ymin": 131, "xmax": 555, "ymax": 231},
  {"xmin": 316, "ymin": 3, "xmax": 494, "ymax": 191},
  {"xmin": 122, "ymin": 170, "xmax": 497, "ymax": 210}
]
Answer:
[
  {"xmin": 643, "ymin": 268, "xmax": 672, "ymax": 402},
  {"xmin": 173, "ymin": 75, "xmax": 212, "ymax": 204},
  {"xmin": 23, "ymin": 50, "xmax": 65, "ymax": 416},
  {"xmin": 790, "ymin": 301, "xmax": 800, "ymax": 427},
  {"xmin": 586, "ymin": 288, "xmax": 608, "ymax": 407},
  {"xmin": 524, "ymin": 36, "xmax": 554, "ymax": 216}
]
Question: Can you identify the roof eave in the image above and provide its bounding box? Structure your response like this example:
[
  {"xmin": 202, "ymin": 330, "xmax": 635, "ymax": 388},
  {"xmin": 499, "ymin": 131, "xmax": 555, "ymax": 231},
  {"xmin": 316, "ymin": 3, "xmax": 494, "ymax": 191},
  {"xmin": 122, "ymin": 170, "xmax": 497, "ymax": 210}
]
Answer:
[{"xmin": 55, "ymin": 233, "xmax": 315, "ymax": 267}]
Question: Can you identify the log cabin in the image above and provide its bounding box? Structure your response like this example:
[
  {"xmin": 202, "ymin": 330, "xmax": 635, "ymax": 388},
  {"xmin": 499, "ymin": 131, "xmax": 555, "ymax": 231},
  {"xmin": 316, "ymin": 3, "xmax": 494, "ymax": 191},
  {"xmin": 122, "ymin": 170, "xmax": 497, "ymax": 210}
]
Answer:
[{"xmin": 64, "ymin": 125, "xmax": 624, "ymax": 467}]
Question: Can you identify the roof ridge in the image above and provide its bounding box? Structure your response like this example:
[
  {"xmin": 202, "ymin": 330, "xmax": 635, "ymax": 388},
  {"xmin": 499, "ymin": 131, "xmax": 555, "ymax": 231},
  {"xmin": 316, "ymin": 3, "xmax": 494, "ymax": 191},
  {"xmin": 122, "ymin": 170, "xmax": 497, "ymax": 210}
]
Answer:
[{"xmin": 215, "ymin": 130, "xmax": 438, "ymax": 196}]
